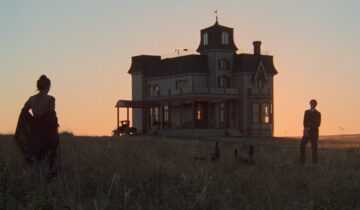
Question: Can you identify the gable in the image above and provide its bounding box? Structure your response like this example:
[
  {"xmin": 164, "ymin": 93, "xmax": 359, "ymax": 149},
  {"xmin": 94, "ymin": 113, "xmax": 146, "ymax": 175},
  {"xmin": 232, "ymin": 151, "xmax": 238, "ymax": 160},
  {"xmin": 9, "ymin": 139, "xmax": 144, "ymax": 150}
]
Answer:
[
  {"xmin": 234, "ymin": 54, "xmax": 278, "ymax": 75},
  {"xmin": 254, "ymin": 60, "xmax": 268, "ymax": 82}
]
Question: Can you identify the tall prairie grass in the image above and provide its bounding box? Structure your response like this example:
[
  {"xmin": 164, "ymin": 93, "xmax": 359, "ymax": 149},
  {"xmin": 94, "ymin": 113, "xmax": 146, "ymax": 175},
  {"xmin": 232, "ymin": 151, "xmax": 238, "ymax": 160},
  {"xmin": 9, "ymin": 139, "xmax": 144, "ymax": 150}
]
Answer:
[{"xmin": 1, "ymin": 134, "xmax": 360, "ymax": 210}]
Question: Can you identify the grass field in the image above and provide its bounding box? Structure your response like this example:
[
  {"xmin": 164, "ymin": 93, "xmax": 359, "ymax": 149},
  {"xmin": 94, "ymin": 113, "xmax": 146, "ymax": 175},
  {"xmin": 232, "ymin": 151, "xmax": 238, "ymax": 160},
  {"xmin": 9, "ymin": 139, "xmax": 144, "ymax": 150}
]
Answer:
[{"xmin": 1, "ymin": 134, "xmax": 360, "ymax": 210}]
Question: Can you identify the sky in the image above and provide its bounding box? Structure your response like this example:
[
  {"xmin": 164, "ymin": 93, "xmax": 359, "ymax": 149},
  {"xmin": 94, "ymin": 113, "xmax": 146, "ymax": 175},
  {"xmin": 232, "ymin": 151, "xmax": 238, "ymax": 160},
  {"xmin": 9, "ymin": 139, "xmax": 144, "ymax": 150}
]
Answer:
[{"xmin": 1, "ymin": 0, "xmax": 359, "ymax": 136}]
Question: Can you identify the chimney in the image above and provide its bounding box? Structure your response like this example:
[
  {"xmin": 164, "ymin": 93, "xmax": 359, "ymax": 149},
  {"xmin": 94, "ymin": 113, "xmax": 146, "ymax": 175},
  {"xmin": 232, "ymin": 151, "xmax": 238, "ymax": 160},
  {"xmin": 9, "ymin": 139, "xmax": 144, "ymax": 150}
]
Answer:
[{"xmin": 253, "ymin": 41, "xmax": 262, "ymax": 55}]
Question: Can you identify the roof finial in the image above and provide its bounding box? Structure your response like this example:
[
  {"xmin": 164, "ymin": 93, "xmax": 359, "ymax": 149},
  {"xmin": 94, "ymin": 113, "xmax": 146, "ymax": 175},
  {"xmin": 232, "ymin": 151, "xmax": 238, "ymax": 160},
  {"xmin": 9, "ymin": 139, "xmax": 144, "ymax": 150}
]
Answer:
[{"xmin": 214, "ymin": 10, "xmax": 219, "ymax": 25}]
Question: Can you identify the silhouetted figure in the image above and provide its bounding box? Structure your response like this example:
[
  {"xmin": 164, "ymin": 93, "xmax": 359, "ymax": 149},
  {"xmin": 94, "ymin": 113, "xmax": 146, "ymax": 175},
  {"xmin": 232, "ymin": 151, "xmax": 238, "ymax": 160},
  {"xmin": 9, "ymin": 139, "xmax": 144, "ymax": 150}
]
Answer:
[
  {"xmin": 211, "ymin": 141, "xmax": 220, "ymax": 161},
  {"xmin": 300, "ymin": 99, "xmax": 321, "ymax": 164},
  {"xmin": 234, "ymin": 148, "xmax": 238, "ymax": 159},
  {"xmin": 15, "ymin": 75, "xmax": 59, "ymax": 179}
]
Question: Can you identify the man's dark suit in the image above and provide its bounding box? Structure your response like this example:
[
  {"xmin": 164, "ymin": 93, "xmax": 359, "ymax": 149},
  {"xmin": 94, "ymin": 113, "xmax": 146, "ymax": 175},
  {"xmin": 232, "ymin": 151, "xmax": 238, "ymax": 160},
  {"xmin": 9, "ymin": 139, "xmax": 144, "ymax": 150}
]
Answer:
[{"xmin": 300, "ymin": 109, "xmax": 321, "ymax": 164}]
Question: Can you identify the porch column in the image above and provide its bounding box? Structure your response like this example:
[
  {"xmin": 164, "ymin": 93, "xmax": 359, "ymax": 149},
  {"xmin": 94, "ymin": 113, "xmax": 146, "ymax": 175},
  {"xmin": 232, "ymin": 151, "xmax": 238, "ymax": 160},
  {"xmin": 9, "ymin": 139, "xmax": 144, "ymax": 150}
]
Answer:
[{"xmin": 192, "ymin": 101, "xmax": 196, "ymax": 128}]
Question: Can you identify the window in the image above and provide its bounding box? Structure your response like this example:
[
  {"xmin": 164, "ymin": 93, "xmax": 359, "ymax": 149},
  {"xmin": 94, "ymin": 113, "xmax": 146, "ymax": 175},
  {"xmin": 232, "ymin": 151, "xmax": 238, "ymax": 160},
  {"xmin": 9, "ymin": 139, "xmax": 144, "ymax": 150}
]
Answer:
[
  {"xmin": 218, "ymin": 77, "xmax": 224, "ymax": 88},
  {"xmin": 151, "ymin": 107, "xmax": 160, "ymax": 126},
  {"xmin": 254, "ymin": 63, "xmax": 267, "ymax": 89},
  {"xmin": 203, "ymin": 33, "xmax": 208, "ymax": 46},
  {"xmin": 163, "ymin": 105, "xmax": 169, "ymax": 125},
  {"xmin": 153, "ymin": 85, "xmax": 160, "ymax": 96},
  {"xmin": 218, "ymin": 59, "xmax": 230, "ymax": 70},
  {"xmin": 218, "ymin": 76, "xmax": 230, "ymax": 88},
  {"xmin": 262, "ymin": 104, "xmax": 271, "ymax": 124},
  {"xmin": 261, "ymin": 104, "xmax": 272, "ymax": 124},
  {"xmin": 219, "ymin": 103, "xmax": 225, "ymax": 125},
  {"xmin": 196, "ymin": 104, "xmax": 202, "ymax": 120},
  {"xmin": 221, "ymin": 32, "xmax": 229, "ymax": 45},
  {"xmin": 176, "ymin": 80, "xmax": 187, "ymax": 90},
  {"xmin": 252, "ymin": 103, "xmax": 260, "ymax": 123},
  {"xmin": 176, "ymin": 79, "xmax": 187, "ymax": 94}
]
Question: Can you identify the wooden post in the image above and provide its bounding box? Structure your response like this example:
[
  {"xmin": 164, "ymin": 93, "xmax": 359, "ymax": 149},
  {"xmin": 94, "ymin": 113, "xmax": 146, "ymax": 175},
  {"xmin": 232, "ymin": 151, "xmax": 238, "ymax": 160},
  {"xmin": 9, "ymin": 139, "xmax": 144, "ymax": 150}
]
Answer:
[
  {"xmin": 116, "ymin": 107, "xmax": 120, "ymax": 136},
  {"xmin": 126, "ymin": 107, "xmax": 129, "ymax": 122}
]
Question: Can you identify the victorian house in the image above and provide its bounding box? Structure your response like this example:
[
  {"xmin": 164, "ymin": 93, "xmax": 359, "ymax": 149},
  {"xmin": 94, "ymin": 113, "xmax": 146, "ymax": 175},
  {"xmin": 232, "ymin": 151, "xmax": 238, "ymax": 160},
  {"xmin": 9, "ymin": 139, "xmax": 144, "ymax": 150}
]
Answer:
[{"xmin": 116, "ymin": 20, "xmax": 278, "ymax": 136}]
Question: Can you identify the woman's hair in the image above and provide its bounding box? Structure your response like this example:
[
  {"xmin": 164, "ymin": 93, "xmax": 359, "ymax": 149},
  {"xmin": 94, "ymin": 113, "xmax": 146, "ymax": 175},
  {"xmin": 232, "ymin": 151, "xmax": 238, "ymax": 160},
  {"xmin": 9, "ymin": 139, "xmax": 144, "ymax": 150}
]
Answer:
[
  {"xmin": 310, "ymin": 99, "xmax": 318, "ymax": 108},
  {"xmin": 37, "ymin": 75, "xmax": 51, "ymax": 91}
]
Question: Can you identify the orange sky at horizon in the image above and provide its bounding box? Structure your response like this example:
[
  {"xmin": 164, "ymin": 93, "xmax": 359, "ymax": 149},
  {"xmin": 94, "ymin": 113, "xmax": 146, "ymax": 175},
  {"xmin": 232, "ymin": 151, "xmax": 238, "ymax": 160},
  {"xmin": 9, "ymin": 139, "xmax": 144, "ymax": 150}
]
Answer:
[{"xmin": 1, "ymin": 1, "xmax": 359, "ymax": 137}]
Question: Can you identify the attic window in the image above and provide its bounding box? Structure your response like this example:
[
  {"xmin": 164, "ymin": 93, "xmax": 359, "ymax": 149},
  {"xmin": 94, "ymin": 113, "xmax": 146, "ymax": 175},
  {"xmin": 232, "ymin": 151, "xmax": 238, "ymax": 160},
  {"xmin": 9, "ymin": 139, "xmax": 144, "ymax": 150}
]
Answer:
[
  {"xmin": 203, "ymin": 33, "xmax": 208, "ymax": 46},
  {"xmin": 221, "ymin": 32, "xmax": 229, "ymax": 45}
]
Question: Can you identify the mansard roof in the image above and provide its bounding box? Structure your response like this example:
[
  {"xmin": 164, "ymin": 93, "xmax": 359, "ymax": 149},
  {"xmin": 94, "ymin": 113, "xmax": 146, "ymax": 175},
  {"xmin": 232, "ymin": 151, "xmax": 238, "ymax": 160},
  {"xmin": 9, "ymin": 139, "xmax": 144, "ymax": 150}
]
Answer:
[
  {"xmin": 197, "ymin": 21, "xmax": 238, "ymax": 53},
  {"xmin": 128, "ymin": 53, "xmax": 278, "ymax": 76},
  {"xmin": 128, "ymin": 54, "xmax": 208, "ymax": 77},
  {"xmin": 234, "ymin": 54, "xmax": 278, "ymax": 75}
]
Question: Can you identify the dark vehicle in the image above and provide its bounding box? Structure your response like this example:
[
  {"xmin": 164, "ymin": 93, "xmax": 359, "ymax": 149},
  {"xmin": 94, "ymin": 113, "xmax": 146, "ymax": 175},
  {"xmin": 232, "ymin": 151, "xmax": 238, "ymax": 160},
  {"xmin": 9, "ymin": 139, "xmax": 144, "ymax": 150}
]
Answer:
[{"xmin": 113, "ymin": 120, "xmax": 137, "ymax": 136}]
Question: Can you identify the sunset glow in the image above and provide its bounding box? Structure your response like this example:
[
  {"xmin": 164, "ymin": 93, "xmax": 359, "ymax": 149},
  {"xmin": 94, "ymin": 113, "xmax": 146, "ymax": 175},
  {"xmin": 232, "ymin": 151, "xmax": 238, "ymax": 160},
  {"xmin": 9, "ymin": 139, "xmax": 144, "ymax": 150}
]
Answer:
[{"xmin": 1, "ymin": 0, "xmax": 359, "ymax": 136}]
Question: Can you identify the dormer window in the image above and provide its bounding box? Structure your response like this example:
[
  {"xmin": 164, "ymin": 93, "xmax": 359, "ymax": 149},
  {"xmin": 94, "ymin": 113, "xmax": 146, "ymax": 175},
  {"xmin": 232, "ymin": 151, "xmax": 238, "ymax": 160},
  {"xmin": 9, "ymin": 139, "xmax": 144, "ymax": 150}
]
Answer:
[
  {"xmin": 221, "ymin": 32, "xmax": 229, "ymax": 45},
  {"xmin": 203, "ymin": 33, "xmax": 208, "ymax": 46}
]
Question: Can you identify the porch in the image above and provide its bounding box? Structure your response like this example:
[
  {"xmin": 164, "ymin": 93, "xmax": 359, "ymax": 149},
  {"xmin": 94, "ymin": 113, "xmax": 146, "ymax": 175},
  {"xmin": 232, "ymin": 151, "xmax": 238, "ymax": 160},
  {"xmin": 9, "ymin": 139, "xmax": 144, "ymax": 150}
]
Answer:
[{"xmin": 115, "ymin": 96, "xmax": 243, "ymax": 136}]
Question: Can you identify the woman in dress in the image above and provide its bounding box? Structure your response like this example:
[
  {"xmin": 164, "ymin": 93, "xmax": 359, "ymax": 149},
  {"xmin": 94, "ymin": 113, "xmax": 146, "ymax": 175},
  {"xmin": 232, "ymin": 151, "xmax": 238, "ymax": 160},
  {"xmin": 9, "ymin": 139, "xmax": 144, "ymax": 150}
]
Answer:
[{"xmin": 15, "ymin": 75, "xmax": 59, "ymax": 178}]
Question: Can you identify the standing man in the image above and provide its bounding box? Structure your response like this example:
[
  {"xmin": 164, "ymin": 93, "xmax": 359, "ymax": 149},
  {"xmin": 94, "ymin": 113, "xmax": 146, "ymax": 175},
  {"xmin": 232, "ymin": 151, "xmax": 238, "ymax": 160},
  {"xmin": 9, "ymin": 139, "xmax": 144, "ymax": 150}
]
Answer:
[{"xmin": 300, "ymin": 99, "xmax": 321, "ymax": 164}]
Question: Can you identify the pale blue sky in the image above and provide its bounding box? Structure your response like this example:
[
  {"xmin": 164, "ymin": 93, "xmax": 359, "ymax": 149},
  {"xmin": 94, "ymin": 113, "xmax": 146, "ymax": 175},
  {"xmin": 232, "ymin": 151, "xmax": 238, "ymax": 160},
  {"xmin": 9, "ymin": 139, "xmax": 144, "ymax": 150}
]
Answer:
[{"xmin": 1, "ymin": 0, "xmax": 359, "ymax": 135}]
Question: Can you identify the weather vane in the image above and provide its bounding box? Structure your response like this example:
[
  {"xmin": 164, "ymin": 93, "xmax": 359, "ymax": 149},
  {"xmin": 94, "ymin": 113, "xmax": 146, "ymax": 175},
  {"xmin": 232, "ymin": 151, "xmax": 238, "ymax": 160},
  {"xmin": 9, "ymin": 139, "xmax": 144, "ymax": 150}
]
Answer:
[{"xmin": 214, "ymin": 10, "xmax": 219, "ymax": 23}]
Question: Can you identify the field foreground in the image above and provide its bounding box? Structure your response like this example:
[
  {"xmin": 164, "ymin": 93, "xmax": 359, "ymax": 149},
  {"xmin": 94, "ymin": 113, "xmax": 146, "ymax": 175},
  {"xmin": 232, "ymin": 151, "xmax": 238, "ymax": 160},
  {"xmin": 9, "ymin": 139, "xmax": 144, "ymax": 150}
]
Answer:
[{"xmin": 1, "ymin": 134, "xmax": 360, "ymax": 210}]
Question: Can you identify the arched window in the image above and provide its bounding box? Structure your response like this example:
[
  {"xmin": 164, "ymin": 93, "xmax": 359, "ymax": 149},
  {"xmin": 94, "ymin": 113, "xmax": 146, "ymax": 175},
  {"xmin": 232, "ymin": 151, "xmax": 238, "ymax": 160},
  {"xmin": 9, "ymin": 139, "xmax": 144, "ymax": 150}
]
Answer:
[
  {"xmin": 203, "ymin": 33, "xmax": 208, "ymax": 46},
  {"xmin": 253, "ymin": 62, "xmax": 267, "ymax": 89},
  {"xmin": 221, "ymin": 32, "xmax": 229, "ymax": 45}
]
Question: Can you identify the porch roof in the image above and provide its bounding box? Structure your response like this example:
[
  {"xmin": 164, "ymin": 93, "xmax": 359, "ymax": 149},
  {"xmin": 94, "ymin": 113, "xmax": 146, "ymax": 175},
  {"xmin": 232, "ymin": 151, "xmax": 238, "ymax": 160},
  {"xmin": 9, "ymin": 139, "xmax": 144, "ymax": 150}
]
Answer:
[
  {"xmin": 116, "ymin": 95, "xmax": 239, "ymax": 108},
  {"xmin": 115, "ymin": 100, "xmax": 160, "ymax": 108}
]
